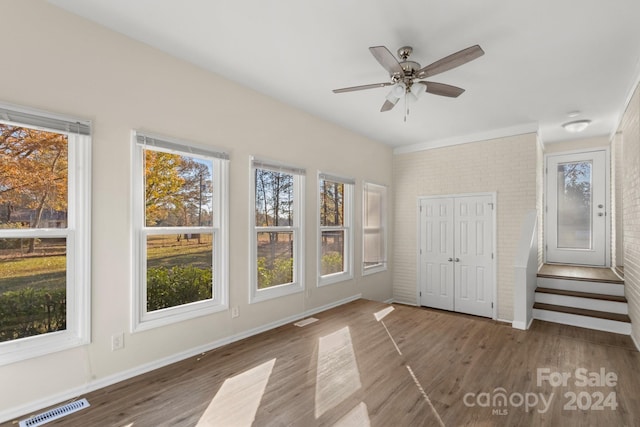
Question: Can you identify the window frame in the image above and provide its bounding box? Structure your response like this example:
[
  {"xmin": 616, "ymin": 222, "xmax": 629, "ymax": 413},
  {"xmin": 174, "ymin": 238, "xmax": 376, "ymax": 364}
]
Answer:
[
  {"xmin": 0, "ymin": 105, "xmax": 91, "ymax": 366},
  {"xmin": 362, "ymin": 182, "xmax": 388, "ymax": 276},
  {"xmin": 131, "ymin": 131, "xmax": 229, "ymax": 332},
  {"xmin": 250, "ymin": 158, "xmax": 305, "ymax": 303},
  {"xmin": 317, "ymin": 172, "xmax": 354, "ymax": 286}
]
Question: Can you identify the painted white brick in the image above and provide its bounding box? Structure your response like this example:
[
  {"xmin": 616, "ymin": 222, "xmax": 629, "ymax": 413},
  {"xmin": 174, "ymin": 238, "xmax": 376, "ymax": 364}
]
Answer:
[
  {"xmin": 619, "ymin": 82, "xmax": 640, "ymax": 344},
  {"xmin": 392, "ymin": 134, "xmax": 538, "ymax": 320}
]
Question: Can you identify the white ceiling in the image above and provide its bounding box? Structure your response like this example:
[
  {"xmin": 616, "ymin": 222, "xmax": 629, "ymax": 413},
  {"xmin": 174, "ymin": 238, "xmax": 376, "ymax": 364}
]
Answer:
[{"xmin": 49, "ymin": 0, "xmax": 640, "ymax": 150}]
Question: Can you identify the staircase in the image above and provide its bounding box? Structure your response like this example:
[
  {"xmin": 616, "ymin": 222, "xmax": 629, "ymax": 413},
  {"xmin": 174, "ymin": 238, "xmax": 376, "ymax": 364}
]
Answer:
[{"xmin": 532, "ymin": 264, "xmax": 631, "ymax": 335}]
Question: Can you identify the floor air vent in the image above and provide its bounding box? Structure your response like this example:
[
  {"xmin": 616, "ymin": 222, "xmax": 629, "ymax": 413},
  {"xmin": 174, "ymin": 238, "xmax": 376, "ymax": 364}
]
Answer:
[
  {"xmin": 19, "ymin": 398, "xmax": 90, "ymax": 427},
  {"xmin": 294, "ymin": 317, "xmax": 318, "ymax": 327}
]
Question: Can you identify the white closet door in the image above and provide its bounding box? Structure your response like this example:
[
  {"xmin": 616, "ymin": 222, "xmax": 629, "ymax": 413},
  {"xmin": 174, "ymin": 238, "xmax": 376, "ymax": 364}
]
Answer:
[
  {"xmin": 419, "ymin": 195, "xmax": 494, "ymax": 318},
  {"xmin": 420, "ymin": 198, "xmax": 454, "ymax": 311},
  {"xmin": 453, "ymin": 196, "xmax": 494, "ymax": 318}
]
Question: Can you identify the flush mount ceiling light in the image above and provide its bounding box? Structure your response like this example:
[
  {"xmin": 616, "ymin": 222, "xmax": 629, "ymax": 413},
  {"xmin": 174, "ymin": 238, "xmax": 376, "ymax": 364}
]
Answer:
[{"xmin": 562, "ymin": 119, "xmax": 591, "ymax": 133}]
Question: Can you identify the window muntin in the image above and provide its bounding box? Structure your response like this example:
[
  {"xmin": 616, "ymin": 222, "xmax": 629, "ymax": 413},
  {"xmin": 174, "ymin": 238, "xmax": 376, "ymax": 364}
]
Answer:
[
  {"xmin": 363, "ymin": 182, "xmax": 387, "ymax": 274},
  {"xmin": 0, "ymin": 110, "xmax": 90, "ymax": 365},
  {"xmin": 251, "ymin": 161, "xmax": 304, "ymax": 302},
  {"xmin": 133, "ymin": 132, "xmax": 228, "ymax": 330},
  {"xmin": 318, "ymin": 175, "xmax": 354, "ymax": 285}
]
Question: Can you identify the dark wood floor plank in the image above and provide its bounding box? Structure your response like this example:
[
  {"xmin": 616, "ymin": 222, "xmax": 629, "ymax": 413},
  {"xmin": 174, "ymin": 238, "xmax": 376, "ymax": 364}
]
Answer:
[{"xmin": 5, "ymin": 300, "xmax": 639, "ymax": 427}]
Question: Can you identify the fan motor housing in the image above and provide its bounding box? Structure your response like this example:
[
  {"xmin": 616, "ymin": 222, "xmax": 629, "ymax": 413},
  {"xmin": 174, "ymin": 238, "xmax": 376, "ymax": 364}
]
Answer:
[{"xmin": 400, "ymin": 60, "xmax": 421, "ymax": 76}]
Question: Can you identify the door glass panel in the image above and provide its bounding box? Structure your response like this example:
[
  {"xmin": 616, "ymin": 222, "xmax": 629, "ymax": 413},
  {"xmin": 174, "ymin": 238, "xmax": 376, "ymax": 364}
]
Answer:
[{"xmin": 557, "ymin": 161, "xmax": 592, "ymax": 249}]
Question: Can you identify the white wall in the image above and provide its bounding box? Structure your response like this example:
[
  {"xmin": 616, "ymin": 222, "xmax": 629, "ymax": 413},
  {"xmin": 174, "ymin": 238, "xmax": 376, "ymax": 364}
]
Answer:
[
  {"xmin": 392, "ymin": 133, "xmax": 538, "ymax": 321},
  {"xmin": 0, "ymin": 0, "xmax": 393, "ymax": 418}
]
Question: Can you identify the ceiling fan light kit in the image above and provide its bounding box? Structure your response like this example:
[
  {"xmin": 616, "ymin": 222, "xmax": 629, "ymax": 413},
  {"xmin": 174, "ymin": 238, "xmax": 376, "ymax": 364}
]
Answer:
[{"xmin": 333, "ymin": 43, "xmax": 484, "ymax": 118}]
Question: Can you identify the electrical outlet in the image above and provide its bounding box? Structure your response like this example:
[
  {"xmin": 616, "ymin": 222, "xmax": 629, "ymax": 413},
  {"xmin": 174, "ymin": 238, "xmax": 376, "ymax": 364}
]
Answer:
[
  {"xmin": 231, "ymin": 306, "xmax": 239, "ymax": 318},
  {"xmin": 111, "ymin": 332, "xmax": 124, "ymax": 351}
]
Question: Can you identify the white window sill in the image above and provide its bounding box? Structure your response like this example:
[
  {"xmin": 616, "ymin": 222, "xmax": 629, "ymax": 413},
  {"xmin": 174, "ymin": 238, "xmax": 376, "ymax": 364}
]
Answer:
[
  {"xmin": 318, "ymin": 271, "xmax": 353, "ymax": 287},
  {"xmin": 250, "ymin": 282, "xmax": 304, "ymax": 304}
]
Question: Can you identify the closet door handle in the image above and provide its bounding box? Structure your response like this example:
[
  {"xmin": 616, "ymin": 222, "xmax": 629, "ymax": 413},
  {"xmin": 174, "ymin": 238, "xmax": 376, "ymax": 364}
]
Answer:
[
  {"xmin": 454, "ymin": 258, "xmax": 460, "ymax": 262},
  {"xmin": 448, "ymin": 257, "xmax": 453, "ymax": 262}
]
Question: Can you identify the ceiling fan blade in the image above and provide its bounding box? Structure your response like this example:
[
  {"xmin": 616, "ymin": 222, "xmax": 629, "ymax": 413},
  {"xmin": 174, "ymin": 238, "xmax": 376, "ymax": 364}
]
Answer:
[
  {"xmin": 369, "ymin": 46, "xmax": 404, "ymax": 76},
  {"xmin": 380, "ymin": 98, "xmax": 399, "ymax": 112},
  {"xmin": 418, "ymin": 81, "xmax": 466, "ymax": 98},
  {"xmin": 417, "ymin": 45, "xmax": 484, "ymax": 79},
  {"xmin": 333, "ymin": 82, "xmax": 392, "ymax": 93}
]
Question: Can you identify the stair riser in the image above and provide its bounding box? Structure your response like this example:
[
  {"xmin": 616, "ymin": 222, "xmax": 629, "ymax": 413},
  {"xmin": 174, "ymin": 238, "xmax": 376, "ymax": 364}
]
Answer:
[
  {"xmin": 537, "ymin": 277, "xmax": 624, "ymax": 296},
  {"xmin": 534, "ymin": 293, "xmax": 628, "ymax": 314},
  {"xmin": 533, "ymin": 309, "xmax": 631, "ymax": 335}
]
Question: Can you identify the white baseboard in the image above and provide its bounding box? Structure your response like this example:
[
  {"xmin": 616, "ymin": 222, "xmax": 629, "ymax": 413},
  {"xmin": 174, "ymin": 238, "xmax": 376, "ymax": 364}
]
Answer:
[
  {"xmin": 1, "ymin": 294, "xmax": 362, "ymax": 424},
  {"xmin": 383, "ymin": 298, "xmax": 394, "ymax": 304},
  {"xmin": 512, "ymin": 320, "xmax": 527, "ymax": 330}
]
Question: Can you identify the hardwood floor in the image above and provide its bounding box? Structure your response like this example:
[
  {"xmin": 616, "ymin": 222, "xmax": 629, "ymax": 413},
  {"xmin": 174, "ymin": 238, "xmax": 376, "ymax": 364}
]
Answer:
[{"xmin": 7, "ymin": 300, "xmax": 640, "ymax": 426}]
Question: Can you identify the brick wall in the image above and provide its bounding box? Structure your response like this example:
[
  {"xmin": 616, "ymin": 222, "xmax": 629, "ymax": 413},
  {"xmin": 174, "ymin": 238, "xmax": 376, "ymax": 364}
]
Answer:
[
  {"xmin": 620, "ymin": 82, "xmax": 640, "ymax": 345},
  {"xmin": 392, "ymin": 133, "xmax": 538, "ymax": 321}
]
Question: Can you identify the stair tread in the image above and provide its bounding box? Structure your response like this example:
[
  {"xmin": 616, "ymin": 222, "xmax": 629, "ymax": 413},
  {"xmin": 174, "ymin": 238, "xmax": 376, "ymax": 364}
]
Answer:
[
  {"xmin": 535, "ymin": 287, "xmax": 627, "ymax": 302},
  {"xmin": 533, "ymin": 302, "xmax": 631, "ymax": 323},
  {"xmin": 537, "ymin": 264, "xmax": 624, "ymax": 284}
]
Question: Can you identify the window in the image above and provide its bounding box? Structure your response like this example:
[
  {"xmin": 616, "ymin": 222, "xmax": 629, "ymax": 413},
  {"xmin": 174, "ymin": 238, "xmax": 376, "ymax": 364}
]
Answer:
[
  {"xmin": 132, "ymin": 132, "xmax": 228, "ymax": 331},
  {"xmin": 318, "ymin": 173, "xmax": 354, "ymax": 285},
  {"xmin": 251, "ymin": 158, "xmax": 305, "ymax": 303},
  {"xmin": 363, "ymin": 182, "xmax": 387, "ymax": 274},
  {"xmin": 0, "ymin": 104, "xmax": 91, "ymax": 365}
]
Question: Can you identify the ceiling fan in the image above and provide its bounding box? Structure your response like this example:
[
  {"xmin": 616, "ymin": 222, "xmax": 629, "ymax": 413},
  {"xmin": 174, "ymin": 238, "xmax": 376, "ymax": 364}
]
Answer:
[{"xmin": 333, "ymin": 44, "xmax": 484, "ymax": 114}]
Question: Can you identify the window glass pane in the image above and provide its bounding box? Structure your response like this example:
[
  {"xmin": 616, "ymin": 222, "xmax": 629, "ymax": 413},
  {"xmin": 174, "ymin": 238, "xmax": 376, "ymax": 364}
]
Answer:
[
  {"xmin": 365, "ymin": 189, "xmax": 381, "ymax": 227},
  {"xmin": 363, "ymin": 230, "xmax": 383, "ymax": 267},
  {"xmin": 0, "ymin": 238, "xmax": 67, "ymax": 342},
  {"xmin": 144, "ymin": 150, "xmax": 213, "ymax": 227},
  {"xmin": 146, "ymin": 233, "xmax": 213, "ymax": 312},
  {"xmin": 0, "ymin": 125, "xmax": 68, "ymax": 229},
  {"xmin": 364, "ymin": 183, "xmax": 386, "ymax": 269},
  {"xmin": 255, "ymin": 169, "xmax": 293, "ymax": 226},
  {"xmin": 257, "ymin": 231, "xmax": 293, "ymax": 289},
  {"xmin": 557, "ymin": 161, "xmax": 592, "ymax": 249},
  {"xmin": 320, "ymin": 180, "xmax": 344, "ymax": 227},
  {"xmin": 321, "ymin": 230, "xmax": 344, "ymax": 275}
]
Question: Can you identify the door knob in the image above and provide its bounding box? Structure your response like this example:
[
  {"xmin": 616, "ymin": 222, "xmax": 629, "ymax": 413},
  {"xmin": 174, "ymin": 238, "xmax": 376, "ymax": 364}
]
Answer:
[
  {"xmin": 598, "ymin": 212, "xmax": 604, "ymax": 217},
  {"xmin": 598, "ymin": 204, "xmax": 604, "ymax": 208},
  {"xmin": 448, "ymin": 257, "xmax": 453, "ymax": 262},
  {"xmin": 455, "ymin": 258, "xmax": 460, "ymax": 262}
]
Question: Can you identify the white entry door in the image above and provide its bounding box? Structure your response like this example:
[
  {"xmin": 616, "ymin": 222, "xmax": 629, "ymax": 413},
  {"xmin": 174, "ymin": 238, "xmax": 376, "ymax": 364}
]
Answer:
[
  {"xmin": 419, "ymin": 195, "xmax": 494, "ymax": 318},
  {"xmin": 546, "ymin": 151, "xmax": 607, "ymax": 266}
]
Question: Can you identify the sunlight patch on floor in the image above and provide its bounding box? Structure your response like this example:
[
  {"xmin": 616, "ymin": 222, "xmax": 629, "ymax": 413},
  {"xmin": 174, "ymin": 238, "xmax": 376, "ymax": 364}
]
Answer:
[
  {"xmin": 374, "ymin": 306, "xmax": 394, "ymax": 321},
  {"xmin": 196, "ymin": 358, "xmax": 276, "ymax": 427},
  {"xmin": 315, "ymin": 326, "xmax": 362, "ymax": 419},
  {"xmin": 332, "ymin": 402, "xmax": 371, "ymax": 427}
]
